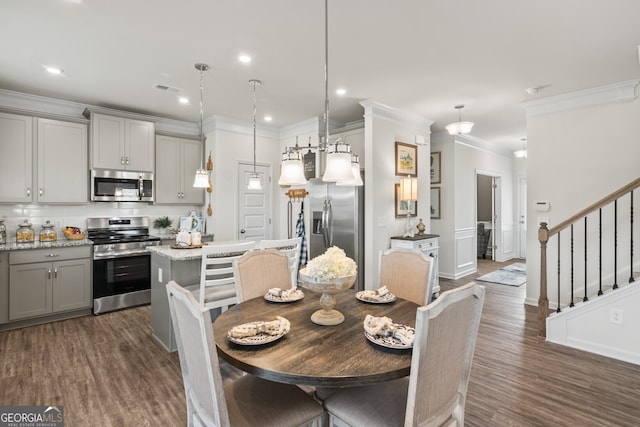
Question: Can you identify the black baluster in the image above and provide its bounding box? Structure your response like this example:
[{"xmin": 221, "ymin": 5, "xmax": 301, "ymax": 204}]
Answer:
[
  {"xmin": 570, "ymin": 224, "xmax": 575, "ymax": 307},
  {"xmin": 630, "ymin": 190, "xmax": 635, "ymax": 283},
  {"xmin": 613, "ymin": 200, "xmax": 618, "ymax": 289},
  {"xmin": 557, "ymin": 231, "xmax": 561, "ymax": 313},
  {"xmin": 598, "ymin": 208, "xmax": 603, "ymax": 296},
  {"xmin": 584, "ymin": 217, "xmax": 588, "ymax": 302}
]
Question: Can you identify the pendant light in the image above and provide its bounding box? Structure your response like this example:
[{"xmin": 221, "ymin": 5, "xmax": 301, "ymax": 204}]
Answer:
[
  {"xmin": 336, "ymin": 154, "xmax": 364, "ymax": 186},
  {"xmin": 445, "ymin": 104, "xmax": 474, "ymax": 136},
  {"xmin": 247, "ymin": 79, "xmax": 263, "ymax": 190},
  {"xmin": 277, "ymin": 0, "xmax": 357, "ymax": 186},
  {"xmin": 514, "ymin": 137, "xmax": 527, "ymax": 158},
  {"xmin": 193, "ymin": 63, "xmax": 211, "ymax": 188}
]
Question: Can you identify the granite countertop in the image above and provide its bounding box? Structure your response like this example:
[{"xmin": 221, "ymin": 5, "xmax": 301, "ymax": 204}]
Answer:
[
  {"xmin": 148, "ymin": 240, "xmax": 246, "ymax": 262},
  {"xmin": 0, "ymin": 239, "xmax": 93, "ymax": 252}
]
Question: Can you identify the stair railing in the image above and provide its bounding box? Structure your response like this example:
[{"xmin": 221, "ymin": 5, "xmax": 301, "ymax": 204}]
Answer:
[{"xmin": 538, "ymin": 177, "xmax": 640, "ymax": 337}]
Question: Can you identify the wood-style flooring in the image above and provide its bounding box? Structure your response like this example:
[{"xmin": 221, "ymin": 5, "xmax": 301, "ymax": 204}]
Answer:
[{"xmin": 1, "ymin": 258, "xmax": 640, "ymax": 426}]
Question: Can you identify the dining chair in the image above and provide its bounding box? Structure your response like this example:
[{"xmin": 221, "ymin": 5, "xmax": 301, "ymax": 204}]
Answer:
[
  {"xmin": 184, "ymin": 241, "xmax": 256, "ymax": 313},
  {"xmin": 166, "ymin": 281, "xmax": 325, "ymax": 427},
  {"xmin": 258, "ymin": 237, "xmax": 303, "ymax": 287},
  {"xmin": 323, "ymin": 282, "xmax": 486, "ymax": 427},
  {"xmin": 235, "ymin": 248, "xmax": 291, "ymax": 302},
  {"xmin": 379, "ymin": 248, "xmax": 435, "ymax": 305}
]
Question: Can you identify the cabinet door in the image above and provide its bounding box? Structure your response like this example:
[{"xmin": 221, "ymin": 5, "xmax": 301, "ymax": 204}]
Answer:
[
  {"xmin": 180, "ymin": 138, "xmax": 204, "ymax": 204},
  {"xmin": 52, "ymin": 258, "xmax": 91, "ymax": 312},
  {"xmin": 155, "ymin": 135, "xmax": 182, "ymax": 203},
  {"xmin": 91, "ymin": 113, "xmax": 125, "ymax": 169},
  {"xmin": 125, "ymin": 119, "xmax": 155, "ymax": 172},
  {"xmin": 37, "ymin": 119, "xmax": 88, "ymax": 203},
  {"xmin": 0, "ymin": 112, "xmax": 33, "ymax": 203},
  {"xmin": 9, "ymin": 262, "xmax": 52, "ymax": 320}
]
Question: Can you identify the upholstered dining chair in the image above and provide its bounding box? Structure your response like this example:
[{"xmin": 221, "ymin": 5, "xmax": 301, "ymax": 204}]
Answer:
[
  {"xmin": 235, "ymin": 249, "xmax": 291, "ymax": 302},
  {"xmin": 323, "ymin": 282, "xmax": 485, "ymax": 427},
  {"xmin": 166, "ymin": 281, "xmax": 325, "ymax": 427},
  {"xmin": 184, "ymin": 241, "xmax": 256, "ymax": 313},
  {"xmin": 258, "ymin": 237, "xmax": 302, "ymax": 287},
  {"xmin": 379, "ymin": 248, "xmax": 435, "ymax": 305}
]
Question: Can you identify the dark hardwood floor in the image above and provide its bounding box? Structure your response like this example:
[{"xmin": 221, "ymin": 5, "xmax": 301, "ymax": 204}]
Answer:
[{"xmin": 1, "ymin": 258, "xmax": 640, "ymax": 426}]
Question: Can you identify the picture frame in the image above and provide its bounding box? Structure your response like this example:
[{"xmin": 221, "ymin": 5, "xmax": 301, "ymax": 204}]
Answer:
[
  {"xmin": 430, "ymin": 187, "xmax": 441, "ymax": 219},
  {"xmin": 430, "ymin": 151, "xmax": 441, "ymax": 184},
  {"xmin": 395, "ymin": 141, "xmax": 417, "ymax": 177},
  {"xmin": 395, "ymin": 184, "xmax": 417, "ymax": 218}
]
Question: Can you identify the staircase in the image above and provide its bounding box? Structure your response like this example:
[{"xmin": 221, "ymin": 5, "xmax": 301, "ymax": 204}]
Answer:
[{"xmin": 538, "ymin": 178, "xmax": 640, "ymax": 362}]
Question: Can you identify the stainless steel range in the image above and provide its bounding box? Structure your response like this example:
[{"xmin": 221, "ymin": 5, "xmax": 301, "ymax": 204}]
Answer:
[{"xmin": 88, "ymin": 216, "xmax": 160, "ymax": 314}]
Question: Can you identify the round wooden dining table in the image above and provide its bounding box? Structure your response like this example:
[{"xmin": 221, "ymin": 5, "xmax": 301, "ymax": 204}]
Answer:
[{"xmin": 212, "ymin": 289, "xmax": 418, "ymax": 388}]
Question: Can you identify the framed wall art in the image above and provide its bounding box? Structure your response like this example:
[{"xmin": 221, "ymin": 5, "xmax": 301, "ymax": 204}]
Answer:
[
  {"xmin": 395, "ymin": 184, "xmax": 417, "ymax": 218},
  {"xmin": 430, "ymin": 187, "xmax": 441, "ymax": 219},
  {"xmin": 430, "ymin": 151, "xmax": 441, "ymax": 184},
  {"xmin": 395, "ymin": 141, "xmax": 417, "ymax": 177}
]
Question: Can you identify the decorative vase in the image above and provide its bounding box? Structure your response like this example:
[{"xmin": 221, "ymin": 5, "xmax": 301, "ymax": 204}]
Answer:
[{"xmin": 298, "ymin": 269, "xmax": 357, "ymax": 326}]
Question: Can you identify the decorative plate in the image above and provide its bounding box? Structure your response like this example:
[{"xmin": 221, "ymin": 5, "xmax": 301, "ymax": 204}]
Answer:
[
  {"xmin": 227, "ymin": 323, "xmax": 288, "ymax": 346},
  {"xmin": 364, "ymin": 324, "xmax": 414, "ymax": 349},
  {"xmin": 355, "ymin": 290, "xmax": 397, "ymax": 304},
  {"xmin": 264, "ymin": 290, "xmax": 305, "ymax": 303}
]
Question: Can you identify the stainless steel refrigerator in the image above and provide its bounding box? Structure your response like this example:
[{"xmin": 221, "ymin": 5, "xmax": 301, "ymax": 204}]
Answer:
[{"xmin": 309, "ymin": 177, "xmax": 364, "ymax": 290}]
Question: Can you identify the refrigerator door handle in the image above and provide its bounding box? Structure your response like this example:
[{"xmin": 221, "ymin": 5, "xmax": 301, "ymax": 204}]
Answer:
[
  {"xmin": 322, "ymin": 200, "xmax": 330, "ymax": 248},
  {"xmin": 326, "ymin": 199, "xmax": 333, "ymax": 247}
]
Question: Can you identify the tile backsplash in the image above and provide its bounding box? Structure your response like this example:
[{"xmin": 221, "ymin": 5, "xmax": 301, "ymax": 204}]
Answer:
[{"xmin": 0, "ymin": 202, "xmax": 204, "ymax": 242}]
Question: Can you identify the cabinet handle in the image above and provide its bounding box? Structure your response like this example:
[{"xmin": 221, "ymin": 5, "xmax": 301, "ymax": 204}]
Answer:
[
  {"xmin": 125, "ymin": 156, "xmax": 130, "ymax": 165},
  {"xmin": 54, "ymin": 268, "xmax": 58, "ymax": 278},
  {"xmin": 26, "ymin": 187, "xmax": 31, "ymax": 197},
  {"xmin": 47, "ymin": 269, "xmax": 51, "ymax": 279},
  {"xmin": 39, "ymin": 188, "xmax": 43, "ymax": 196},
  {"xmin": 45, "ymin": 253, "xmax": 59, "ymax": 258},
  {"xmin": 121, "ymin": 156, "xmax": 125, "ymax": 165}
]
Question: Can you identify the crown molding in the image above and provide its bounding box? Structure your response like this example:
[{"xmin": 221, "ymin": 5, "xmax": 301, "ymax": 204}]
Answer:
[
  {"xmin": 359, "ymin": 99, "xmax": 434, "ymax": 130},
  {"xmin": 523, "ymin": 79, "xmax": 640, "ymax": 117},
  {"xmin": 207, "ymin": 115, "xmax": 280, "ymax": 140}
]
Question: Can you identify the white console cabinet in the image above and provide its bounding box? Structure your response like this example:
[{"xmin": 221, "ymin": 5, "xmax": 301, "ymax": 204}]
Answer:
[{"xmin": 390, "ymin": 234, "xmax": 440, "ymax": 298}]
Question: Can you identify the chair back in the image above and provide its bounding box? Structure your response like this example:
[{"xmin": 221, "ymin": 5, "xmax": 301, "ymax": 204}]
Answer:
[
  {"xmin": 258, "ymin": 237, "xmax": 302, "ymax": 287},
  {"xmin": 198, "ymin": 241, "xmax": 256, "ymax": 309},
  {"xmin": 405, "ymin": 282, "xmax": 485, "ymax": 426},
  {"xmin": 379, "ymin": 248, "xmax": 434, "ymax": 305},
  {"xmin": 235, "ymin": 249, "xmax": 291, "ymax": 302},
  {"xmin": 166, "ymin": 281, "xmax": 230, "ymax": 427}
]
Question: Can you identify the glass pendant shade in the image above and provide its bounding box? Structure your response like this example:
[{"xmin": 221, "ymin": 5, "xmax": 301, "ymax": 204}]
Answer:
[
  {"xmin": 193, "ymin": 169, "xmax": 210, "ymax": 188},
  {"xmin": 337, "ymin": 154, "xmax": 363, "ymax": 186},
  {"xmin": 513, "ymin": 149, "xmax": 527, "ymax": 158},
  {"xmin": 278, "ymin": 150, "xmax": 307, "ymax": 186},
  {"xmin": 445, "ymin": 121, "xmax": 474, "ymax": 135},
  {"xmin": 322, "ymin": 140, "xmax": 353, "ymax": 182},
  {"xmin": 400, "ymin": 176, "xmax": 418, "ymax": 201},
  {"xmin": 247, "ymin": 172, "xmax": 262, "ymax": 190}
]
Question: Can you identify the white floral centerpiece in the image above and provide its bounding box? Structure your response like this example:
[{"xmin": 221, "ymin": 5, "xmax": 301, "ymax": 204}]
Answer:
[
  {"xmin": 304, "ymin": 246, "xmax": 357, "ymax": 281},
  {"xmin": 299, "ymin": 246, "xmax": 357, "ymax": 326}
]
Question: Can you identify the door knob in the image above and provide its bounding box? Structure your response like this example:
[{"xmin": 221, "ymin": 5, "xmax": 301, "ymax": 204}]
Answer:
[{"xmin": 240, "ymin": 229, "xmax": 246, "ymax": 234}]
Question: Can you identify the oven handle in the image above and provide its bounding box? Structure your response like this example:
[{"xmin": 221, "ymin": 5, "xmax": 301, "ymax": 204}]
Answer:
[{"xmin": 93, "ymin": 250, "xmax": 152, "ymax": 260}]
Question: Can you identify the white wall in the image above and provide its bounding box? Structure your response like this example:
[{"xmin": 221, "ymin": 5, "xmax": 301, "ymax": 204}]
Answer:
[{"xmin": 524, "ymin": 80, "xmax": 640, "ymax": 307}]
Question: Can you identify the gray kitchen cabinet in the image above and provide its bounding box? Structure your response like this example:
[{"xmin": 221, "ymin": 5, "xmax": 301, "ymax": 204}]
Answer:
[
  {"xmin": 155, "ymin": 135, "xmax": 204, "ymax": 204},
  {"xmin": 0, "ymin": 112, "xmax": 33, "ymax": 203},
  {"xmin": 90, "ymin": 113, "xmax": 155, "ymax": 172},
  {"xmin": 8, "ymin": 246, "xmax": 91, "ymax": 321},
  {"xmin": 37, "ymin": 118, "xmax": 88, "ymax": 203}
]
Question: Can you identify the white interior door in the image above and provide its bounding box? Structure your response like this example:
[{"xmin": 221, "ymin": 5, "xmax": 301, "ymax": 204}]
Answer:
[
  {"xmin": 518, "ymin": 176, "xmax": 527, "ymax": 258},
  {"xmin": 237, "ymin": 162, "xmax": 272, "ymax": 241}
]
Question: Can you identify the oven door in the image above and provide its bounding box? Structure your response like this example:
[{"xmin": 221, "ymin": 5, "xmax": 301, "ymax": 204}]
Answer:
[{"xmin": 93, "ymin": 254, "xmax": 151, "ymax": 314}]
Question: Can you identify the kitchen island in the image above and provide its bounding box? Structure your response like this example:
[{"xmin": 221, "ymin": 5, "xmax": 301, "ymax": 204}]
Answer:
[{"xmin": 148, "ymin": 240, "xmax": 243, "ymax": 352}]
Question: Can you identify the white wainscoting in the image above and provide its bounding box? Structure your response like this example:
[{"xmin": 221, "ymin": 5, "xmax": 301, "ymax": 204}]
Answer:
[
  {"xmin": 455, "ymin": 227, "xmax": 476, "ymax": 279},
  {"xmin": 498, "ymin": 223, "xmax": 515, "ymax": 262}
]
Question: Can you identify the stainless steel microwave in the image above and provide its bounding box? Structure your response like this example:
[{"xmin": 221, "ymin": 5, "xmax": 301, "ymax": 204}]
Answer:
[{"xmin": 90, "ymin": 170, "xmax": 154, "ymax": 202}]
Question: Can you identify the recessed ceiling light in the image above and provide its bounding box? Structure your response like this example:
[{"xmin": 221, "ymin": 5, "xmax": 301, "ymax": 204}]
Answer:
[
  {"xmin": 178, "ymin": 96, "xmax": 189, "ymax": 104},
  {"xmin": 336, "ymin": 88, "xmax": 346, "ymax": 96},
  {"xmin": 45, "ymin": 66, "xmax": 63, "ymax": 75},
  {"xmin": 239, "ymin": 54, "xmax": 252, "ymax": 64},
  {"xmin": 264, "ymin": 115, "xmax": 273, "ymax": 122}
]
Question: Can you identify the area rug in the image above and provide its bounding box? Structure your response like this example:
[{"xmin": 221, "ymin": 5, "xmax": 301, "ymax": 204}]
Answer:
[{"xmin": 476, "ymin": 263, "xmax": 527, "ymax": 286}]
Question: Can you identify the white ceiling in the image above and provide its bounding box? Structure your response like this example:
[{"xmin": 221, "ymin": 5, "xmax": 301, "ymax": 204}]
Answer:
[{"xmin": 2, "ymin": 0, "xmax": 640, "ymax": 152}]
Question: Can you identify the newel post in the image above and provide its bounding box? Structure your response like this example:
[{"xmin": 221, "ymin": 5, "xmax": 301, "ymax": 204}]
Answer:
[{"xmin": 538, "ymin": 222, "xmax": 549, "ymax": 338}]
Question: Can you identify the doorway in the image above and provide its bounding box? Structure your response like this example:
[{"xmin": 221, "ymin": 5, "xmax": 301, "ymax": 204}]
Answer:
[
  {"xmin": 475, "ymin": 171, "xmax": 502, "ymax": 262},
  {"xmin": 237, "ymin": 162, "xmax": 272, "ymax": 241}
]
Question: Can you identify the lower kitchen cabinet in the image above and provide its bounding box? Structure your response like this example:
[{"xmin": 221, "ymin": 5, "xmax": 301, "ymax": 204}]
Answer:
[{"xmin": 8, "ymin": 246, "xmax": 91, "ymax": 321}]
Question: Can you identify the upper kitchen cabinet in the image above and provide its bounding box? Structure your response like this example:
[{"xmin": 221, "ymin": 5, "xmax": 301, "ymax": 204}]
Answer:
[
  {"xmin": 37, "ymin": 118, "xmax": 88, "ymax": 203},
  {"xmin": 90, "ymin": 113, "xmax": 155, "ymax": 172},
  {"xmin": 0, "ymin": 112, "xmax": 33, "ymax": 203},
  {"xmin": 155, "ymin": 135, "xmax": 204, "ymax": 204}
]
